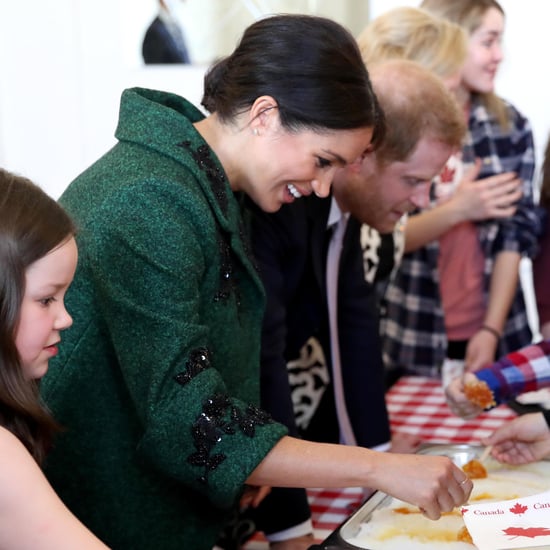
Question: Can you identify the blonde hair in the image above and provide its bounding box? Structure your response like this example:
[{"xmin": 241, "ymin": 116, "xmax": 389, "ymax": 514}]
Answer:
[
  {"xmin": 420, "ymin": 0, "xmax": 510, "ymax": 129},
  {"xmin": 357, "ymin": 6, "xmax": 467, "ymax": 81}
]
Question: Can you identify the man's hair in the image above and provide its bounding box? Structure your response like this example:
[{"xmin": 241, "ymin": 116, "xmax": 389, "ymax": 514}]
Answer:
[{"xmin": 368, "ymin": 59, "xmax": 465, "ymax": 166}]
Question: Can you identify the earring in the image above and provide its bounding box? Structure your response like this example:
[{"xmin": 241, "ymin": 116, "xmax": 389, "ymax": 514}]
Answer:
[{"xmin": 253, "ymin": 128, "xmax": 259, "ymax": 136}]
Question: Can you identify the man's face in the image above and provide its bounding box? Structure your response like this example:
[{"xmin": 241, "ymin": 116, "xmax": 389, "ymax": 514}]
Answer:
[{"xmin": 333, "ymin": 136, "xmax": 455, "ymax": 233}]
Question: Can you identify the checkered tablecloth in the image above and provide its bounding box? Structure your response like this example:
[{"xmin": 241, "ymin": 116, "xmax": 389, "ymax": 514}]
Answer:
[
  {"xmin": 388, "ymin": 375, "xmax": 518, "ymax": 444},
  {"xmin": 244, "ymin": 375, "xmax": 518, "ymax": 548}
]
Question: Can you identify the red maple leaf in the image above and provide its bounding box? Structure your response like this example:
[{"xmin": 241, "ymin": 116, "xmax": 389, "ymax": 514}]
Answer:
[
  {"xmin": 439, "ymin": 164, "xmax": 456, "ymax": 183},
  {"xmin": 509, "ymin": 502, "xmax": 528, "ymax": 515},
  {"xmin": 460, "ymin": 507, "xmax": 469, "ymax": 515},
  {"xmin": 503, "ymin": 526, "xmax": 550, "ymax": 539}
]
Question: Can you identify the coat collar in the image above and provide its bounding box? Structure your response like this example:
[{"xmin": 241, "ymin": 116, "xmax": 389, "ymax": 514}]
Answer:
[{"xmin": 115, "ymin": 87, "xmax": 263, "ymax": 296}]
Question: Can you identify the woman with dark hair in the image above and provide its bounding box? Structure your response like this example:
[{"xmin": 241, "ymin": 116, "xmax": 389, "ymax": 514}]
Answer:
[
  {"xmin": 41, "ymin": 15, "xmax": 471, "ymax": 550},
  {"xmin": 0, "ymin": 168, "xmax": 108, "ymax": 548}
]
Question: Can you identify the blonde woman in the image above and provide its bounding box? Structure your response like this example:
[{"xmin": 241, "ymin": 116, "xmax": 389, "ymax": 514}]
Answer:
[
  {"xmin": 357, "ymin": 7, "xmax": 521, "ymax": 283},
  {"xmin": 382, "ymin": 0, "xmax": 540, "ymax": 379},
  {"xmin": 358, "ymin": 6, "xmax": 467, "ymax": 91}
]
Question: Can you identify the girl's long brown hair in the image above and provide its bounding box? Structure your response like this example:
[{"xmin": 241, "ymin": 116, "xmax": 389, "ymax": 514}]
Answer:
[{"xmin": 0, "ymin": 168, "xmax": 75, "ymax": 463}]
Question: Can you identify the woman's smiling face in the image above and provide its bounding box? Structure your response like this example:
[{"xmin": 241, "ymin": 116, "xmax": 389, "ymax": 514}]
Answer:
[
  {"xmin": 244, "ymin": 121, "xmax": 374, "ymax": 213},
  {"xmin": 461, "ymin": 7, "xmax": 505, "ymax": 95}
]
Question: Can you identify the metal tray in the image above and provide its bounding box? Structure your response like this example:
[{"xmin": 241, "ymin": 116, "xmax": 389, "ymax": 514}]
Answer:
[{"xmin": 309, "ymin": 444, "xmax": 483, "ymax": 550}]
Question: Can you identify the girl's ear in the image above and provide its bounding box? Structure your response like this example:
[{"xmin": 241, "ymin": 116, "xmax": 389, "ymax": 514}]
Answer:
[{"xmin": 249, "ymin": 96, "xmax": 279, "ymax": 136}]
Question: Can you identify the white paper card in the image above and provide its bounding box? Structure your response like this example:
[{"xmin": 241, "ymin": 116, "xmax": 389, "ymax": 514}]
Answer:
[{"xmin": 462, "ymin": 490, "xmax": 550, "ymax": 549}]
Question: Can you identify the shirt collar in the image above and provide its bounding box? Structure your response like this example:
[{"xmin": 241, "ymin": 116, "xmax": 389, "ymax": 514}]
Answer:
[{"xmin": 327, "ymin": 197, "xmax": 349, "ymax": 228}]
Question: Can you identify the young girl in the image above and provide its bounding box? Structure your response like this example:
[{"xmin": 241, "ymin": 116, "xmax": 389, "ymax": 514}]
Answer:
[{"xmin": 0, "ymin": 168, "xmax": 108, "ymax": 549}]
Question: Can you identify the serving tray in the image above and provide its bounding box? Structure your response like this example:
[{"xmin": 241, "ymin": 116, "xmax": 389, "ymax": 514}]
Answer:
[{"xmin": 308, "ymin": 444, "xmax": 486, "ymax": 550}]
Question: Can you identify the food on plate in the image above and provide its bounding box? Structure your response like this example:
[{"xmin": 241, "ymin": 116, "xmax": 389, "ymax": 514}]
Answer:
[
  {"xmin": 344, "ymin": 457, "xmax": 550, "ymax": 549},
  {"xmin": 456, "ymin": 526, "xmax": 473, "ymax": 545},
  {"xmin": 463, "ymin": 378, "xmax": 496, "ymax": 409},
  {"xmin": 462, "ymin": 459, "xmax": 487, "ymax": 479}
]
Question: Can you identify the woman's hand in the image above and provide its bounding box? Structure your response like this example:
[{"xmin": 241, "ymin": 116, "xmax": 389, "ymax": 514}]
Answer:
[
  {"xmin": 372, "ymin": 452, "xmax": 473, "ymax": 520},
  {"xmin": 442, "ymin": 162, "xmax": 522, "ymax": 222},
  {"xmin": 483, "ymin": 412, "xmax": 550, "ymax": 464}
]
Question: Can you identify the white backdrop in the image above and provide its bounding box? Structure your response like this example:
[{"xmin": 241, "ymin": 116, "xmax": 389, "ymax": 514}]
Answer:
[
  {"xmin": 0, "ymin": 0, "xmax": 545, "ymax": 334},
  {"xmin": 0, "ymin": 0, "xmax": 548, "ymax": 198}
]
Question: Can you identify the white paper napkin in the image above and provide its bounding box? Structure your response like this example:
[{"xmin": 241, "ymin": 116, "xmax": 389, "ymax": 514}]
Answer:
[{"xmin": 462, "ymin": 490, "xmax": 550, "ymax": 549}]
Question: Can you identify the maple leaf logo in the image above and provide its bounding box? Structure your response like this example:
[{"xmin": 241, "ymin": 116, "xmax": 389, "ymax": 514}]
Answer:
[
  {"xmin": 439, "ymin": 164, "xmax": 456, "ymax": 183},
  {"xmin": 510, "ymin": 502, "xmax": 528, "ymax": 515},
  {"xmin": 503, "ymin": 527, "xmax": 550, "ymax": 539},
  {"xmin": 460, "ymin": 507, "xmax": 469, "ymax": 515}
]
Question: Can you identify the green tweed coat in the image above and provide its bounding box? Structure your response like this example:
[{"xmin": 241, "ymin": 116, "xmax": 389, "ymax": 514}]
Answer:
[{"xmin": 41, "ymin": 88, "xmax": 287, "ymax": 550}]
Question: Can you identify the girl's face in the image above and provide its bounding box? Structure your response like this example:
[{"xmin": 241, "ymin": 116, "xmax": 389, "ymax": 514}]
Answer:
[
  {"xmin": 461, "ymin": 7, "xmax": 504, "ymax": 95},
  {"xmin": 14, "ymin": 237, "xmax": 78, "ymax": 380},
  {"xmin": 244, "ymin": 114, "xmax": 373, "ymax": 213}
]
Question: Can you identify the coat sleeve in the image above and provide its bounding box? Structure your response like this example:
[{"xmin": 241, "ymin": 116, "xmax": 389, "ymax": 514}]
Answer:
[{"xmin": 87, "ymin": 181, "xmax": 286, "ymax": 508}]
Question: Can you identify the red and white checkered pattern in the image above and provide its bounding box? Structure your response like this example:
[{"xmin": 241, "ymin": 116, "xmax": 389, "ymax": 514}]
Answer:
[
  {"xmin": 388, "ymin": 375, "xmax": 517, "ymax": 444},
  {"xmin": 245, "ymin": 376, "xmax": 517, "ymax": 548}
]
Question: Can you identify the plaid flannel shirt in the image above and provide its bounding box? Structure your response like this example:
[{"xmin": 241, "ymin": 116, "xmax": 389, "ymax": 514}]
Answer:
[
  {"xmin": 381, "ymin": 96, "xmax": 542, "ymax": 377},
  {"xmin": 476, "ymin": 340, "xmax": 550, "ymax": 406}
]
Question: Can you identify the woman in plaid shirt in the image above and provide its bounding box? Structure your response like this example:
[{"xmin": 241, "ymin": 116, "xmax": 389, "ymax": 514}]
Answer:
[
  {"xmin": 447, "ymin": 136, "xmax": 550, "ymax": 418},
  {"xmin": 381, "ymin": 0, "xmax": 542, "ymax": 379}
]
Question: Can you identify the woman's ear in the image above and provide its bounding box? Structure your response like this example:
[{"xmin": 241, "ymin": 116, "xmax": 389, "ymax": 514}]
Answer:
[{"xmin": 249, "ymin": 96, "xmax": 279, "ymax": 136}]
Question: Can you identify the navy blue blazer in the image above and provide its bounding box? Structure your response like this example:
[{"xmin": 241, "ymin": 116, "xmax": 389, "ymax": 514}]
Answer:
[{"xmin": 247, "ymin": 194, "xmax": 391, "ymax": 535}]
